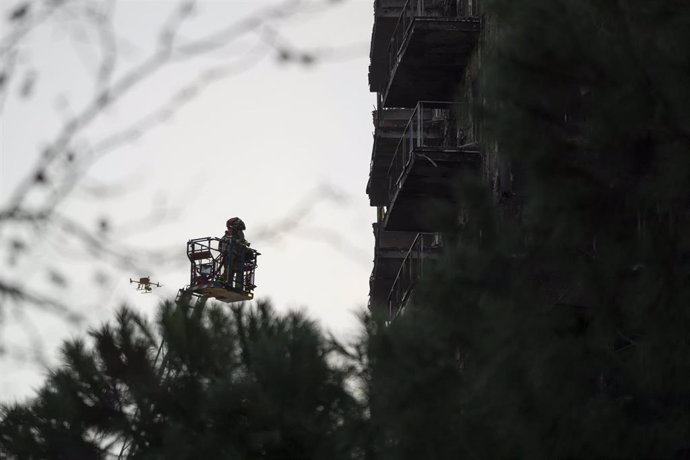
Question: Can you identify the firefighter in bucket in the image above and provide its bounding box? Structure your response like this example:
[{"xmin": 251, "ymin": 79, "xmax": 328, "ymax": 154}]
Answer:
[
  {"xmin": 218, "ymin": 217, "xmax": 250, "ymax": 291},
  {"xmin": 186, "ymin": 217, "xmax": 259, "ymax": 302}
]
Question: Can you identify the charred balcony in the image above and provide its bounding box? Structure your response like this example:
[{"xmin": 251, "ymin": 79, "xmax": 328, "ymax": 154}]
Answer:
[
  {"xmin": 383, "ymin": 0, "xmax": 480, "ymax": 107},
  {"xmin": 368, "ymin": 219, "xmax": 418, "ymax": 312},
  {"xmin": 368, "ymin": 107, "xmax": 419, "ymax": 206},
  {"xmin": 370, "ymin": 0, "xmax": 408, "ymax": 92},
  {"xmin": 381, "ymin": 101, "xmax": 480, "ymax": 231},
  {"xmin": 387, "ymin": 232, "xmax": 441, "ymax": 320}
]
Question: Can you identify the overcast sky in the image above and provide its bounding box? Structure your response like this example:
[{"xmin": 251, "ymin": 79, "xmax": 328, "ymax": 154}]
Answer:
[{"xmin": 0, "ymin": 0, "xmax": 376, "ymax": 401}]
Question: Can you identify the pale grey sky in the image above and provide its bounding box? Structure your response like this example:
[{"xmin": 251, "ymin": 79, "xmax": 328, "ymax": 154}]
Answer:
[{"xmin": 0, "ymin": 0, "xmax": 376, "ymax": 401}]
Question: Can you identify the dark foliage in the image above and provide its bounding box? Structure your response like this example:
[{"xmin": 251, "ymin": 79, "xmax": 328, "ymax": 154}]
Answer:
[
  {"xmin": 0, "ymin": 301, "xmax": 364, "ymax": 459},
  {"xmin": 363, "ymin": 1, "xmax": 690, "ymax": 458}
]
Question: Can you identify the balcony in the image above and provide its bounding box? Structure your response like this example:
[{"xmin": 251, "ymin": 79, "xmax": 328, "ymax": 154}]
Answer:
[
  {"xmin": 369, "ymin": 0, "xmax": 408, "ymax": 92},
  {"xmin": 368, "ymin": 220, "xmax": 418, "ymax": 311},
  {"xmin": 382, "ymin": 101, "xmax": 480, "ymax": 231},
  {"xmin": 382, "ymin": 0, "xmax": 480, "ymax": 107},
  {"xmin": 367, "ymin": 107, "xmax": 418, "ymax": 206},
  {"xmin": 387, "ymin": 232, "xmax": 441, "ymax": 319}
]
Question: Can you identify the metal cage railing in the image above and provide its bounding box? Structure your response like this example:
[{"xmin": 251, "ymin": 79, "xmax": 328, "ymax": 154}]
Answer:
[
  {"xmin": 187, "ymin": 237, "xmax": 258, "ymax": 296},
  {"xmin": 386, "ymin": 232, "xmax": 438, "ymax": 319},
  {"xmin": 386, "ymin": 100, "xmax": 464, "ymax": 202},
  {"xmin": 387, "ymin": 0, "xmax": 469, "ymax": 84}
]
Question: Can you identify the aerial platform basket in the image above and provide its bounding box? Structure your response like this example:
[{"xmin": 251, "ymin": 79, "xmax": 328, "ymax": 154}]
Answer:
[{"xmin": 186, "ymin": 236, "xmax": 260, "ymax": 303}]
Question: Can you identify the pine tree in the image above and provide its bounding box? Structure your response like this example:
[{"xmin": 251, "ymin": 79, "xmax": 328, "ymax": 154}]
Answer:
[
  {"xmin": 1, "ymin": 301, "xmax": 364, "ymax": 459},
  {"xmin": 364, "ymin": 1, "xmax": 690, "ymax": 458}
]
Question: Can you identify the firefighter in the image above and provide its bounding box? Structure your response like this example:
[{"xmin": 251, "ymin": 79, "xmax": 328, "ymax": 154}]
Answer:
[{"xmin": 218, "ymin": 217, "xmax": 249, "ymax": 290}]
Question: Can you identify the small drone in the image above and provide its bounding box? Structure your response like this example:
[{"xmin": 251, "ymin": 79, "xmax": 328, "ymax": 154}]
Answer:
[{"xmin": 129, "ymin": 276, "xmax": 162, "ymax": 293}]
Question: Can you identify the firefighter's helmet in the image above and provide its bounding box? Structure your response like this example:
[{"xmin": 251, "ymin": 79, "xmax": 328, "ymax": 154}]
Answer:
[{"xmin": 226, "ymin": 217, "xmax": 246, "ymax": 231}]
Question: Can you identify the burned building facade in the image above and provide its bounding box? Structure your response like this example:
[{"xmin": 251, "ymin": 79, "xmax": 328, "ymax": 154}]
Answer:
[{"xmin": 366, "ymin": 0, "xmax": 492, "ymax": 319}]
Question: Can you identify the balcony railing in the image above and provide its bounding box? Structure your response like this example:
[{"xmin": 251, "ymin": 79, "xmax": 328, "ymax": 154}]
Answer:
[
  {"xmin": 387, "ymin": 232, "xmax": 439, "ymax": 319},
  {"xmin": 388, "ymin": 0, "xmax": 421, "ymax": 81},
  {"xmin": 368, "ymin": 225, "xmax": 418, "ymax": 312},
  {"xmin": 381, "ymin": 0, "xmax": 480, "ymax": 106},
  {"xmin": 387, "ymin": 0, "xmax": 469, "ymax": 85},
  {"xmin": 386, "ymin": 100, "xmax": 465, "ymax": 202},
  {"xmin": 369, "ymin": 106, "xmax": 423, "ymax": 205}
]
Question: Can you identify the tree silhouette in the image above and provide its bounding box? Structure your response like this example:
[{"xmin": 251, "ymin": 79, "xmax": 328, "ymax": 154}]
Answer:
[
  {"xmin": 1, "ymin": 299, "xmax": 365, "ymax": 459},
  {"xmin": 361, "ymin": 0, "xmax": 690, "ymax": 458}
]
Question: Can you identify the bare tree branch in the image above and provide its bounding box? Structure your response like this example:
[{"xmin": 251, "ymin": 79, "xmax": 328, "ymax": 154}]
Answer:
[
  {"xmin": 88, "ymin": 40, "xmax": 271, "ymax": 161},
  {"xmin": 254, "ymin": 183, "xmax": 350, "ymax": 242},
  {"xmin": 0, "ymin": 279, "xmax": 84, "ymax": 324},
  {"xmin": 1, "ymin": 0, "xmax": 344, "ymax": 221},
  {"xmin": 93, "ymin": 0, "xmax": 118, "ymax": 92},
  {"xmin": 0, "ymin": 0, "xmax": 368, "ymax": 373},
  {"xmin": 0, "ymin": 0, "xmax": 70, "ymax": 58}
]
